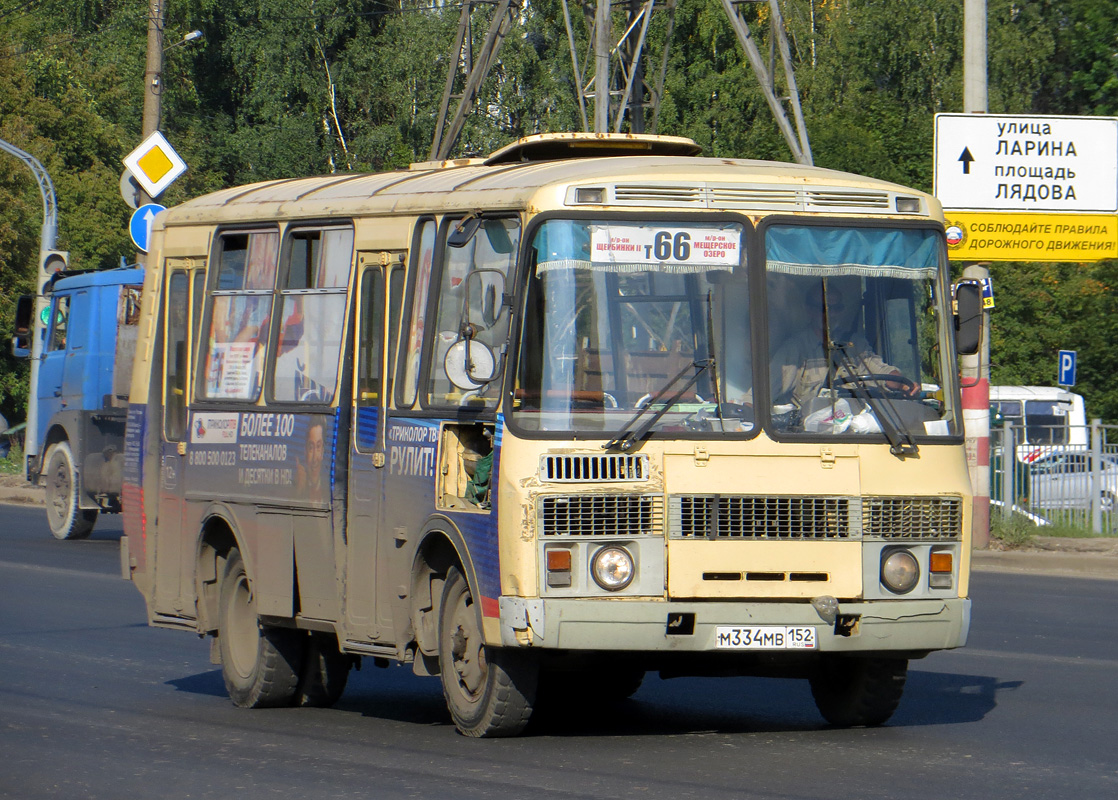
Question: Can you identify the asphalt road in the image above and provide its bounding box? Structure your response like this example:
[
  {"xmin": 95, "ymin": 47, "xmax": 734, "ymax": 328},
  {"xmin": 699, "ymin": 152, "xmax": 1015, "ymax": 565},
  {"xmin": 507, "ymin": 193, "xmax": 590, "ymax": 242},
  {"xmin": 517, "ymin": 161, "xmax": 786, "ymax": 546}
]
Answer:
[{"xmin": 2, "ymin": 503, "xmax": 1116, "ymax": 800}]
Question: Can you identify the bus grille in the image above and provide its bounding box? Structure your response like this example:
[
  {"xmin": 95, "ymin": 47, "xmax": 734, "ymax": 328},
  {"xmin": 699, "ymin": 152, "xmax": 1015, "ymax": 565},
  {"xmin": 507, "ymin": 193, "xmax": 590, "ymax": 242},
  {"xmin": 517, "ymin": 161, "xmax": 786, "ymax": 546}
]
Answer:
[
  {"xmin": 540, "ymin": 454, "xmax": 649, "ymax": 483},
  {"xmin": 864, "ymin": 497, "xmax": 963, "ymax": 539},
  {"xmin": 667, "ymin": 495, "xmax": 963, "ymax": 540},
  {"xmin": 669, "ymin": 496, "xmax": 852, "ymax": 539},
  {"xmin": 539, "ymin": 494, "xmax": 663, "ymax": 536}
]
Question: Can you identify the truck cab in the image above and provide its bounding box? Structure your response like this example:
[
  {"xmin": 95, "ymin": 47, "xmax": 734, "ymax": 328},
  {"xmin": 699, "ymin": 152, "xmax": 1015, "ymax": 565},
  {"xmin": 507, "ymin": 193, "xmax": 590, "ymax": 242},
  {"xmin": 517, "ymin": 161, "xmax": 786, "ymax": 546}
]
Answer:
[{"xmin": 15, "ymin": 268, "xmax": 143, "ymax": 538}]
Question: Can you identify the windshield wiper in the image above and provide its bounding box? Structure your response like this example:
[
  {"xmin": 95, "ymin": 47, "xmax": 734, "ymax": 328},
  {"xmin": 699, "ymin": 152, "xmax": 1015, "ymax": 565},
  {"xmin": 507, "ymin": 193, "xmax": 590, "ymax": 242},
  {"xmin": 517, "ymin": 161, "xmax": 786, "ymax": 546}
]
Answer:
[
  {"xmin": 828, "ymin": 341, "xmax": 919, "ymax": 458},
  {"xmin": 604, "ymin": 359, "xmax": 713, "ymax": 452}
]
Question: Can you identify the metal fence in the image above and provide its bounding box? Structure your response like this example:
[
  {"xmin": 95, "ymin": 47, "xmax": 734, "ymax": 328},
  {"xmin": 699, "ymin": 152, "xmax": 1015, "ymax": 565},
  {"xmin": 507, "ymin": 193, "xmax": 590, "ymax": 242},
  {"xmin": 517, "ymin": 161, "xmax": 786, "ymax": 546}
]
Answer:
[{"xmin": 991, "ymin": 421, "xmax": 1118, "ymax": 534}]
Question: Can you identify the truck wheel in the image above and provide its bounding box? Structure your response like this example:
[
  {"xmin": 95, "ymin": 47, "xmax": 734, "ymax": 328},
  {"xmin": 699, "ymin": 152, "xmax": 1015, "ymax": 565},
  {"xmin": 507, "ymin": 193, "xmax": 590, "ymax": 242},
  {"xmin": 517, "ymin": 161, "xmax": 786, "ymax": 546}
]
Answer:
[
  {"xmin": 43, "ymin": 441, "xmax": 97, "ymax": 540},
  {"xmin": 438, "ymin": 567, "xmax": 537, "ymax": 737},
  {"xmin": 296, "ymin": 633, "xmax": 351, "ymax": 708},
  {"xmin": 218, "ymin": 548, "xmax": 304, "ymax": 708},
  {"xmin": 809, "ymin": 656, "xmax": 908, "ymax": 727}
]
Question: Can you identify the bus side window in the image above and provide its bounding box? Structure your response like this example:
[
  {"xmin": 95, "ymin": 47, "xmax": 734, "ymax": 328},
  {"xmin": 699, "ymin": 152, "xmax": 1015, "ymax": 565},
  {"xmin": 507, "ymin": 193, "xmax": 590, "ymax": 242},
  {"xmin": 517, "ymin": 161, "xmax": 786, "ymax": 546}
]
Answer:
[
  {"xmin": 270, "ymin": 227, "xmax": 352, "ymax": 404},
  {"xmin": 165, "ymin": 271, "xmax": 190, "ymax": 441},
  {"xmin": 386, "ymin": 265, "xmax": 404, "ymax": 405},
  {"xmin": 355, "ymin": 267, "xmax": 385, "ymax": 452},
  {"xmin": 399, "ymin": 219, "xmax": 436, "ymax": 408},
  {"xmin": 201, "ymin": 230, "xmax": 278, "ymax": 401},
  {"xmin": 426, "ymin": 216, "xmax": 520, "ymax": 408}
]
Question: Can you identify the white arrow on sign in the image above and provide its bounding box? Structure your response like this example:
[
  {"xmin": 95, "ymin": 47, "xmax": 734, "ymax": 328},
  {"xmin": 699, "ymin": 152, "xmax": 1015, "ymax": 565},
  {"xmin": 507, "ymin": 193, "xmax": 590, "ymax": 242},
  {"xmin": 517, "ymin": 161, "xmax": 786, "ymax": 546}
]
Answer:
[
  {"xmin": 143, "ymin": 207, "xmax": 156, "ymax": 247},
  {"xmin": 129, "ymin": 203, "xmax": 166, "ymax": 252}
]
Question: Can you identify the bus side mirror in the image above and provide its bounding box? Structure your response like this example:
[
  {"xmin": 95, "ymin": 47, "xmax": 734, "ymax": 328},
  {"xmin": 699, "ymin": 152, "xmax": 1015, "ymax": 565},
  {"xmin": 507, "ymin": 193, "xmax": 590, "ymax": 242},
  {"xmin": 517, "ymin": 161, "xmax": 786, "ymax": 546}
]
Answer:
[
  {"xmin": 11, "ymin": 294, "xmax": 33, "ymax": 358},
  {"xmin": 465, "ymin": 268, "xmax": 508, "ymax": 328},
  {"xmin": 953, "ymin": 280, "xmax": 983, "ymax": 356}
]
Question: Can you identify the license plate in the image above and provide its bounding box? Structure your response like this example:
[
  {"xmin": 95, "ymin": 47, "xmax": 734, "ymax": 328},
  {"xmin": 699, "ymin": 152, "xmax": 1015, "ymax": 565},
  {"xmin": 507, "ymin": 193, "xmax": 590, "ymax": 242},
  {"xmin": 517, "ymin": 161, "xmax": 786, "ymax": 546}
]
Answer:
[{"xmin": 715, "ymin": 626, "xmax": 816, "ymax": 650}]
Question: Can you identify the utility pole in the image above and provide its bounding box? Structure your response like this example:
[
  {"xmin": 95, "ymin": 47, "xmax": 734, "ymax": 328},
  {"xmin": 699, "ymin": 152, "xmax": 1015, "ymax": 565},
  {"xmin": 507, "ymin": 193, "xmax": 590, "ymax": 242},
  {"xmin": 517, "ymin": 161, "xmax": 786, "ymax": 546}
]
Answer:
[
  {"xmin": 594, "ymin": 0, "xmax": 611, "ymax": 133},
  {"xmin": 962, "ymin": 0, "xmax": 991, "ymax": 548},
  {"xmin": 140, "ymin": 0, "xmax": 165, "ymax": 209},
  {"xmin": 963, "ymin": 0, "xmax": 987, "ymax": 115}
]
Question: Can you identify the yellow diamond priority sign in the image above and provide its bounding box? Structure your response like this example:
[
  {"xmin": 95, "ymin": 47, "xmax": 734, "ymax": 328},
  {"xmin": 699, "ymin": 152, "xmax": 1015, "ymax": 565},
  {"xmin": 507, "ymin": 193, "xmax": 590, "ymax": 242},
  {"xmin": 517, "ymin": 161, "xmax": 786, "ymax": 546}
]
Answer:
[{"xmin": 122, "ymin": 132, "xmax": 187, "ymax": 198}]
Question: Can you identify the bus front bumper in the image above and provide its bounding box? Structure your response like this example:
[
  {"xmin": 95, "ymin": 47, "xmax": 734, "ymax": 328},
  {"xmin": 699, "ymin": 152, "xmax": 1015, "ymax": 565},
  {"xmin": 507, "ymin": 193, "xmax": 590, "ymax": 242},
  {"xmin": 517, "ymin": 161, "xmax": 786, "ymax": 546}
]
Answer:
[{"xmin": 498, "ymin": 596, "xmax": 970, "ymax": 655}]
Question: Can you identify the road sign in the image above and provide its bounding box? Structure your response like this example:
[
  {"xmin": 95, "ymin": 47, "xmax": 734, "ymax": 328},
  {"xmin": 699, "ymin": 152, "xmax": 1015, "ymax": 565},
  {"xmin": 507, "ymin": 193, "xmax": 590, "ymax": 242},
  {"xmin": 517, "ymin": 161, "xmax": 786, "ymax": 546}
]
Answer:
[
  {"xmin": 119, "ymin": 169, "xmax": 142, "ymax": 209},
  {"xmin": 979, "ymin": 277, "xmax": 994, "ymax": 309},
  {"xmin": 944, "ymin": 212, "xmax": 1118, "ymax": 262},
  {"xmin": 934, "ymin": 113, "xmax": 1118, "ymax": 213},
  {"xmin": 122, "ymin": 132, "xmax": 187, "ymax": 198},
  {"xmin": 1058, "ymin": 350, "xmax": 1077, "ymax": 387},
  {"xmin": 130, "ymin": 203, "xmax": 165, "ymax": 253}
]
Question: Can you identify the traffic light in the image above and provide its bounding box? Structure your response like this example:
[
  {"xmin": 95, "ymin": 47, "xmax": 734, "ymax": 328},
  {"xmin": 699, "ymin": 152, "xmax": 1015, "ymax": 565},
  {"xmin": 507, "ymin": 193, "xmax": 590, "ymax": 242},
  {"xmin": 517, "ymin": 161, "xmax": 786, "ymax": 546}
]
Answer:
[{"xmin": 40, "ymin": 249, "xmax": 68, "ymax": 280}]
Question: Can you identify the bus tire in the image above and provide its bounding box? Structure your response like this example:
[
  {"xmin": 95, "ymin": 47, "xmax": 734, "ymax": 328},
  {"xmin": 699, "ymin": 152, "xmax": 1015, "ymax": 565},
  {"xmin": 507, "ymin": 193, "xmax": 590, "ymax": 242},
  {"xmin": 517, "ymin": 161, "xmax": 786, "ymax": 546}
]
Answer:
[
  {"xmin": 809, "ymin": 656, "xmax": 908, "ymax": 727},
  {"xmin": 43, "ymin": 440, "xmax": 97, "ymax": 540},
  {"xmin": 296, "ymin": 633, "xmax": 351, "ymax": 708},
  {"xmin": 438, "ymin": 567, "xmax": 537, "ymax": 737},
  {"xmin": 218, "ymin": 548, "xmax": 303, "ymax": 708}
]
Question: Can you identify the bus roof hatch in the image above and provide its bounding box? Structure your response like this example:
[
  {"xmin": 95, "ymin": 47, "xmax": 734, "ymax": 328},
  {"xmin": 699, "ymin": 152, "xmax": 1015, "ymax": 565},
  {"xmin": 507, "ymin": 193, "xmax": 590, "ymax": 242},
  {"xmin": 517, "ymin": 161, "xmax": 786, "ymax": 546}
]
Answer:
[{"xmin": 483, "ymin": 132, "xmax": 702, "ymax": 165}]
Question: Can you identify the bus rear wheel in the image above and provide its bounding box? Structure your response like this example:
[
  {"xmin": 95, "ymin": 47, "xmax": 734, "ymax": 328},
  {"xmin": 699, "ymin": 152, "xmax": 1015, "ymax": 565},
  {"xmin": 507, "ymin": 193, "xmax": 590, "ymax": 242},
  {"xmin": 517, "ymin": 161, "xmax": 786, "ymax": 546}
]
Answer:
[
  {"xmin": 809, "ymin": 655, "xmax": 908, "ymax": 727},
  {"xmin": 43, "ymin": 440, "xmax": 97, "ymax": 540},
  {"xmin": 438, "ymin": 567, "xmax": 537, "ymax": 737},
  {"xmin": 296, "ymin": 633, "xmax": 351, "ymax": 708},
  {"xmin": 218, "ymin": 548, "xmax": 304, "ymax": 708}
]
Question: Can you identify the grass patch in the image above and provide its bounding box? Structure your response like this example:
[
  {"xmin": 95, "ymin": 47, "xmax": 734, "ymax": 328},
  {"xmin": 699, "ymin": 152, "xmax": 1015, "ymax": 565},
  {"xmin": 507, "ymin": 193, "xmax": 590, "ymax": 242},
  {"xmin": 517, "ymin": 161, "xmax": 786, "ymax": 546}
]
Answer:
[
  {"xmin": 1036, "ymin": 520, "xmax": 1115, "ymax": 538},
  {"xmin": 0, "ymin": 443, "xmax": 22, "ymax": 475},
  {"xmin": 990, "ymin": 511, "xmax": 1039, "ymax": 548}
]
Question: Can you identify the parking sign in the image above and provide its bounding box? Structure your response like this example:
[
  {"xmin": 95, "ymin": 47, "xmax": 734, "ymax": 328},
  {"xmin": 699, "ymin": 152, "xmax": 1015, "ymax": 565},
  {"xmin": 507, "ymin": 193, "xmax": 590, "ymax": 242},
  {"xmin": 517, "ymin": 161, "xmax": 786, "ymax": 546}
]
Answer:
[{"xmin": 1058, "ymin": 350, "xmax": 1077, "ymax": 386}]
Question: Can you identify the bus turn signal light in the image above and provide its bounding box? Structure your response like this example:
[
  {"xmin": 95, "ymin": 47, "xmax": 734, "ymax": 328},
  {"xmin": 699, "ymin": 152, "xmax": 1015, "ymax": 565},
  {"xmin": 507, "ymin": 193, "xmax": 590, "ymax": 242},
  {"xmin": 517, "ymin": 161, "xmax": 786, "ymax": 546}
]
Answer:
[
  {"xmin": 929, "ymin": 552, "xmax": 953, "ymax": 573},
  {"xmin": 546, "ymin": 548, "xmax": 572, "ymax": 587}
]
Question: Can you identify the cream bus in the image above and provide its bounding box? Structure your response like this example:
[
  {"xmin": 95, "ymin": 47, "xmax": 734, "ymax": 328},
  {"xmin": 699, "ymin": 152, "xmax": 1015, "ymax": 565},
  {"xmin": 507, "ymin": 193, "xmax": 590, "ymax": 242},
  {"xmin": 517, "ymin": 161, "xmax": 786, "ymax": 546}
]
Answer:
[{"xmin": 122, "ymin": 133, "xmax": 977, "ymax": 736}]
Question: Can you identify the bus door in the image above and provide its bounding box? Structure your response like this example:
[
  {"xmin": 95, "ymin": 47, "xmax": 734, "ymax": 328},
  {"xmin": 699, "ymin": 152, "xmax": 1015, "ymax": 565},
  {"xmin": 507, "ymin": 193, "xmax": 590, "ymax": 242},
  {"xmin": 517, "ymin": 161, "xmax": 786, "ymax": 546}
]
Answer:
[
  {"xmin": 155, "ymin": 260, "xmax": 206, "ymax": 616},
  {"xmin": 346, "ymin": 253, "xmax": 404, "ymax": 640}
]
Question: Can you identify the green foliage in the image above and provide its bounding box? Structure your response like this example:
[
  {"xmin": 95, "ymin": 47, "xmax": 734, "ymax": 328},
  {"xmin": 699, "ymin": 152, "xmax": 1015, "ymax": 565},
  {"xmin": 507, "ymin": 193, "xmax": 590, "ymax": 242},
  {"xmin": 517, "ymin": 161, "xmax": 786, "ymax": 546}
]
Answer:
[
  {"xmin": 989, "ymin": 510, "xmax": 1038, "ymax": 548},
  {"xmin": 0, "ymin": 441, "xmax": 23, "ymax": 475},
  {"xmin": 1, "ymin": 0, "xmax": 1118, "ymax": 427}
]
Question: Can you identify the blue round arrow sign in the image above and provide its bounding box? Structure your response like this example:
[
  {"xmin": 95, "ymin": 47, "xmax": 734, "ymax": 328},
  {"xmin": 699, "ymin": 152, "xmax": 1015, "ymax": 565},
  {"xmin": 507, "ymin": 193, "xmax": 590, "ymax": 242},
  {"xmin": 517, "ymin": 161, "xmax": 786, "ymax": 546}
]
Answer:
[{"xmin": 129, "ymin": 203, "xmax": 166, "ymax": 252}]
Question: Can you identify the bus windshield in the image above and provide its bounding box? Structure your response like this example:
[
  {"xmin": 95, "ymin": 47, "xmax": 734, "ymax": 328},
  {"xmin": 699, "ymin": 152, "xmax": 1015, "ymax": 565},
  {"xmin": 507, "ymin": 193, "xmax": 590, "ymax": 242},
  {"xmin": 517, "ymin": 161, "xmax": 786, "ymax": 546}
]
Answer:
[
  {"xmin": 514, "ymin": 218, "xmax": 752, "ymax": 435},
  {"xmin": 514, "ymin": 219, "xmax": 957, "ymax": 442},
  {"xmin": 764, "ymin": 224, "xmax": 957, "ymax": 439}
]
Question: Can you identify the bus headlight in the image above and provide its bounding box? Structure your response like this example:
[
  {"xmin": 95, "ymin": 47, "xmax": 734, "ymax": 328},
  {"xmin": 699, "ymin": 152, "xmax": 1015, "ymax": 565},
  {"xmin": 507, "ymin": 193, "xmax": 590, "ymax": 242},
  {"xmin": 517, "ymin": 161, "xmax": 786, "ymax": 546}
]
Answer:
[
  {"xmin": 880, "ymin": 549, "xmax": 920, "ymax": 594},
  {"xmin": 591, "ymin": 546, "xmax": 635, "ymax": 591}
]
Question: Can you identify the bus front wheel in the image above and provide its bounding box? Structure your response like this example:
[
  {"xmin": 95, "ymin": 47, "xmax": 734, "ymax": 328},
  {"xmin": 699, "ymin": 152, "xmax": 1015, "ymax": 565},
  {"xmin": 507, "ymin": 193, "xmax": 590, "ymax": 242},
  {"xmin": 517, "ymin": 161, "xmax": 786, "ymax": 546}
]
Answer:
[
  {"xmin": 809, "ymin": 655, "xmax": 908, "ymax": 727},
  {"xmin": 44, "ymin": 440, "xmax": 97, "ymax": 540},
  {"xmin": 218, "ymin": 548, "xmax": 304, "ymax": 708},
  {"xmin": 438, "ymin": 567, "xmax": 537, "ymax": 737}
]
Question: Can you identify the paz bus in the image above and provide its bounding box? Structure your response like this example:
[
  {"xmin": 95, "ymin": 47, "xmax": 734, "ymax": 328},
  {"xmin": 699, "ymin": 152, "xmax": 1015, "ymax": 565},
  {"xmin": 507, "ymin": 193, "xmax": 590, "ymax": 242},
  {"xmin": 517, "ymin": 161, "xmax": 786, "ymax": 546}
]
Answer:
[
  {"xmin": 989, "ymin": 385, "xmax": 1087, "ymax": 452},
  {"xmin": 122, "ymin": 132, "xmax": 978, "ymax": 736}
]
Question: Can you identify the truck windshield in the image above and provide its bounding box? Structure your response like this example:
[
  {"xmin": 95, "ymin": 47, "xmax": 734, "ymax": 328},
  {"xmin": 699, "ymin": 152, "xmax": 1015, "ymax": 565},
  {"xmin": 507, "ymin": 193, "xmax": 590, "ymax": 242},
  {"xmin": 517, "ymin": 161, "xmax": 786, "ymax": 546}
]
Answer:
[
  {"xmin": 513, "ymin": 218, "xmax": 753, "ymax": 436},
  {"xmin": 764, "ymin": 224, "xmax": 958, "ymax": 439}
]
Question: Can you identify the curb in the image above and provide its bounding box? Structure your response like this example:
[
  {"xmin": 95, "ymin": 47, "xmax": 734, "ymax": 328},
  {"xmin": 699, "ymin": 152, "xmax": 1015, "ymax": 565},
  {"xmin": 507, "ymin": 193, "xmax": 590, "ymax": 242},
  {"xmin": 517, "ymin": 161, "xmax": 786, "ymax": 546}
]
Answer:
[
  {"xmin": 0, "ymin": 484, "xmax": 43, "ymax": 506},
  {"xmin": 971, "ymin": 549, "xmax": 1118, "ymax": 581}
]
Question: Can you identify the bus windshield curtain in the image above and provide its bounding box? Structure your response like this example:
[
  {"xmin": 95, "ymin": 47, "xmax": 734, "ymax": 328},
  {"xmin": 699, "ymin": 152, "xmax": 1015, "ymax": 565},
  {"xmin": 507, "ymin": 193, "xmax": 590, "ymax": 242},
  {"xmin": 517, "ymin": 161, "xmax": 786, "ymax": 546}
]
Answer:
[{"xmin": 765, "ymin": 226, "xmax": 939, "ymax": 280}]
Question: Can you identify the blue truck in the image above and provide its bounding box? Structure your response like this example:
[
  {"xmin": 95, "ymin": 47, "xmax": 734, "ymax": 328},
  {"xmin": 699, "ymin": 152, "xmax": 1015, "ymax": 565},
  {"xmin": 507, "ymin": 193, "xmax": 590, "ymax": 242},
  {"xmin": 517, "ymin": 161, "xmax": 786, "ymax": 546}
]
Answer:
[{"xmin": 12, "ymin": 268, "xmax": 144, "ymax": 539}]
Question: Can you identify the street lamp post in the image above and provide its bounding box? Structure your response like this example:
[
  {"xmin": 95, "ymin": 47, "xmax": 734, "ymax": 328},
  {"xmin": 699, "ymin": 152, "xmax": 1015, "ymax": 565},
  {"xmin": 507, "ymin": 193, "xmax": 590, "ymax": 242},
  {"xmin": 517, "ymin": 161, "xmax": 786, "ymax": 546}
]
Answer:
[{"xmin": 0, "ymin": 138, "xmax": 61, "ymax": 475}]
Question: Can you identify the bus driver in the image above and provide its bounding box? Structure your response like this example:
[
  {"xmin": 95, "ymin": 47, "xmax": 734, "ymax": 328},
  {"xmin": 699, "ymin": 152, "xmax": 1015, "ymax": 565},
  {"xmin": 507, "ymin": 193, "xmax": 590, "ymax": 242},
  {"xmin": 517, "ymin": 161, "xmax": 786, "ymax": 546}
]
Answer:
[{"xmin": 771, "ymin": 281, "xmax": 918, "ymax": 412}]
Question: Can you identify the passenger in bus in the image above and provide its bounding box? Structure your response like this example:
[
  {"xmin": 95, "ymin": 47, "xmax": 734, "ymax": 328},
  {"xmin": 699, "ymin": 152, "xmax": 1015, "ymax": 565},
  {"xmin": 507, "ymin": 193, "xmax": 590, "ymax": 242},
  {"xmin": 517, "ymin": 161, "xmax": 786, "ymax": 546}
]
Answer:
[{"xmin": 772, "ymin": 281, "xmax": 917, "ymax": 411}]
